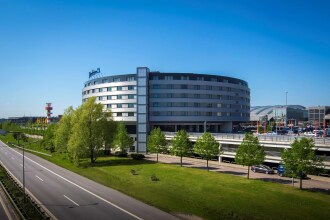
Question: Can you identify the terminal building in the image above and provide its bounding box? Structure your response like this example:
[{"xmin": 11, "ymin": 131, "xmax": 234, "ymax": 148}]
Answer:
[
  {"xmin": 82, "ymin": 67, "xmax": 250, "ymax": 153},
  {"xmin": 250, "ymin": 105, "xmax": 308, "ymax": 128},
  {"xmin": 308, "ymin": 106, "xmax": 330, "ymax": 129}
]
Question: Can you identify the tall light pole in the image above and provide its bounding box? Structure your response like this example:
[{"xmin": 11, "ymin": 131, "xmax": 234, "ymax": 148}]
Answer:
[{"xmin": 285, "ymin": 91, "xmax": 288, "ymax": 127}]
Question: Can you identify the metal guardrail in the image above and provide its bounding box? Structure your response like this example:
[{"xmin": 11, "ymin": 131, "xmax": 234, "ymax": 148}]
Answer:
[
  {"xmin": 0, "ymin": 163, "xmax": 51, "ymax": 220},
  {"xmin": 164, "ymin": 132, "xmax": 330, "ymax": 147}
]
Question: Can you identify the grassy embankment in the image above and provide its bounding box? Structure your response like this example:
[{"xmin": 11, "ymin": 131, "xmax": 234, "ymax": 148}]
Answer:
[{"xmin": 1, "ymin": 134, "xmax": 330, "ymax": 220}]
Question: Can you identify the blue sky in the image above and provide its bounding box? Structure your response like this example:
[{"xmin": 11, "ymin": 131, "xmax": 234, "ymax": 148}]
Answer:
[{"xmin": 0, "ymin": 0, "xmax": 329, "ymax": 118}]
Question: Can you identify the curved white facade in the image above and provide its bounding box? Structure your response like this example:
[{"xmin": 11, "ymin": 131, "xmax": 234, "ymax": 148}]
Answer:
[{"xmin": 82, "ymin": 67, "xmax": 250, "ymax": 153}]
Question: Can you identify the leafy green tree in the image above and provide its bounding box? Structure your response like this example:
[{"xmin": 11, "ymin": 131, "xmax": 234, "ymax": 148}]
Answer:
[
  {"xmin": 170, "ymin": 129, "xmax": 191, "ymax": 167},
  {"xmin": 194, "ymin": 132, "xmax": 222, "ymax": 171},
  {"xmin": 68, "ymin": 97, "xmax": 112, "ymax": 164},
  {"xmin": 281, "ymin": 137, "xmax": 324, "ymax": 189},
  {"xmin": 54, "ymin": 106, "xmax": 74, "ymax": 153},
  {"xmin": 42, "ymin": 123, "xmax": 58, "ymax": 152},
  {"xmin": 102, "ymin": 119, "xmax": 117, "ymax": 155},
  {"xmin": 148, "ymin": 127, "xmax": 167, "ymax": 162},
  {"xmin": 235, "ymin": 133, "xmax": 265, "ymax": 179},
  {"xmin": 112, "ymin": 121, "xmax": 134, "ymax": 155}
]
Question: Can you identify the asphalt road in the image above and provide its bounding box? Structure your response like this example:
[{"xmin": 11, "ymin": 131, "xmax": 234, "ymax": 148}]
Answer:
[{"xmin": 0, "ymin": 141, "xmax": 178, "ymax": 220}]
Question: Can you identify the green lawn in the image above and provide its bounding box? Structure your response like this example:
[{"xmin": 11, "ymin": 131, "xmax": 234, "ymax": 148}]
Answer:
[{"xmin": 1, "ymin": 134, "xmax": 330, "ymax": 220}]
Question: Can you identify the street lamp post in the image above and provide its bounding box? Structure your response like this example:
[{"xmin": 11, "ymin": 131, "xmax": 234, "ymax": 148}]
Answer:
[{"xmin": 285, "ymin": 91, "xmax": 288, "ymax": 127}]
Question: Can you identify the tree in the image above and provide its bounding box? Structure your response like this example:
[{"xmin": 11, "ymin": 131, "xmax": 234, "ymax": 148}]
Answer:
[
  {"xmin": 68, "ymin": 97, "xmax": 112, "ymax": 164},
  {"xmin": 54, "ymin": 106, "xmax": 74, "ymax": 153},
  {"xmin": 42, "ymin": 123, "xmax": 58, "ymax": 152},
  {"xmin": 281, "ymin": 137, "xmax": 324, "ymax": 189},
  {"xmin": 235, "ymin": 133, "xmax": 265, "ymax": 179},
  {"xmin": 194, "ymin": 132, "xmax": 222, "ymax": 171},
  {"xmin": 102, "ymin": 120, "xmax": 117, "ymax": 155},
  {"xmin": 170, "ymin": 130, "xmax": 191, "ymax": 167},
  {"xmin": 148, "ymin": 127, "xmax": 167, "ymax": 162},
  {"xmin": 112, "ymin": 121, "xmax": 134, "ymax": 155}
]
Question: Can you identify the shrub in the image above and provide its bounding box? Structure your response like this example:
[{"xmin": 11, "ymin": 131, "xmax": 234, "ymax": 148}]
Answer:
[
  {"xmin": 114, "ymin": 151, "xmax": 128, "ymax": 157},
  {"xmin": 130, "ymin": 169, "xmax": 137, "ymax": 175},
  {"xmin": 150, "ymin": 174, "xmax": 159, "ymax": 181},
  {"xmin": 131, "ymin": 153, "xmax": 145, "ymax": 160}
]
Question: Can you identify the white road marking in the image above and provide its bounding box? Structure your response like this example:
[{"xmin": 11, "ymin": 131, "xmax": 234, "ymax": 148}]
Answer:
[
  {"xmin": 64, "ymin": 195, "xmax": 79, "ymax": 207},
  {"xmin": 6, "ymin": 145, "xmax": 143, "ymax": 220},
  {"xmin": 35, "ymin": 175, "xmax": 44, "ymax": 182}
]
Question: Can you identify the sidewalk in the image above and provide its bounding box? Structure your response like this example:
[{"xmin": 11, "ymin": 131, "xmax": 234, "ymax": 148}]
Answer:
[{"xmin": 145, "ymin": 154, "xmax": 330, "ymax": 192}]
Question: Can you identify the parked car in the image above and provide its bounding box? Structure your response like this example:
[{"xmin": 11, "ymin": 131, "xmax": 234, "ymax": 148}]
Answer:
[
  {"xmin": 266, "ymin": 131, "xmax": 277, "ymax": 135},
  {"xmin": 277, "ymin": 164, "xmax": 307, "ymax": 178},
  {"xmin": 251, "ymin": 165, "xmax": 274, "ymax": 174}
]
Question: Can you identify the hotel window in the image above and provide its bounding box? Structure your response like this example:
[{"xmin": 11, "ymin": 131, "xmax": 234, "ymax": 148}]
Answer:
[
  {"xmin": 194, "ymin": 85, "xmax": 200, "ymax": 90},
  {"xmin": 128, "ymin": 94, "xmax": 135, "ymax": 99},
  {"xmin": 153, "ymin": 112, "xmax": 160, "ymax": 116},
  {"xmin": 127, "ymin": 76, "xmax": 135, "ymax": 81},
  {"xmin": 92, "ymin": 89, "xmax": 95, "ymax": 93},
  {"xmin": 107, "ymin": 87, "xmax": 111, "ymax": 91},
  {"xmin": 117, "ymin": 95, "xmax": 122, "ymax": 99},
  {"xmin": 152, "ymin": 84, "xmax": 160, "ymax": 89},
  {"xmin": 167, "ymin": 93, "xmax": 173, "ymax": 98},
  {"xmin": 117, "ymin": 86, "xmax": 122, "ymax": 91},
  {"xmin": 165, "ymin": 76, "xmax": 173, "ymax": 80},
  {"xmin": 117, "ymin": 104, "xmax": 122, "ymax": 108},
  {"xmin": 194, "ymin": 94, "xmax": 200, "ymax": 99},
  {"xmin": 194, "ymin": 103, "xmax": 200, "ymax": 107},
  {"xmin": 167, "ymin": 84, "xmax": 173, "ymax": 89},
  {"xmin": 181, "ymin": 76, "xmax": 188, "ymax": 80},
  {"xmin": 113, "ymin": 78, "xmax": 120, "ymax": 82},
  {"xmin": 181, "ymin": 84, "xmax": 188, "ymax": 89},
  {"xmin": 128, "ymin": 112, "xmax": 134, "ymax": 117},
  {"xmin": 102, "ymin": 79, "xmax": 108, "ymax": 83},
  {"xmin": 153, "ymin": 102, "xmax": 159, "ymax": 107},
  {"xmin": 98, "ymin": 96, "xmax": 102, "ymax": 101},
  {"xmin": 128, "ymin": 86, "xmax": 134, "ymax": 90},
  {"xmin": 181, "ymin": 111, "xmax": 188, "ymax": 116},
  {"xmin": 217, "ymin": 112, "xmax": 222, "ymax": 116},
  {"xmin": 207, "ymin": 112, "xmax": 212, "ymax": 116},
  {"xmin": 117, "ymin": 112, "xmax": 122, "ymax": 116},
  {"xmin": 107, "ymin": 104, "xmax": 111, "ymax": 108},
  {"xmin": 207, "ymin": 103, "xmax": 212, "ymax": 108},
  {"xmin": 197, "ymin": 77, "xmax": 203, "ymax": 81},
  {"xmin": 128, "ymin": 103, "xmax": 135, "ymax": 108},
  {"xmin": 167, "ymin": 102, "xmax": 172, "ymax": 107},
  {"xmin": 98, "ymin": 88, "xmax": 103, "ymax": 92}
]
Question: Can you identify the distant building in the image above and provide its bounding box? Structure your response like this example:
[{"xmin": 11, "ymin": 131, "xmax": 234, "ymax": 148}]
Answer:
[
  {"xmin": 250, "ymin": 105, "xmax": 307, "ymax": 127},
  {"xmin": 308, "ymin": 106, "xmax": 330, "ymax": 129}
]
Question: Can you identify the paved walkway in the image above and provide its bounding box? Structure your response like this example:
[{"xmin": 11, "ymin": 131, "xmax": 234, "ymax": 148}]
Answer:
[{"xmin": 145, "ymin": 154, "xmax": 330, "ymax": 193}]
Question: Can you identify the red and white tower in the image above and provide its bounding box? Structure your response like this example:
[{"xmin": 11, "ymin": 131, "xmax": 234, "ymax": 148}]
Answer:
[{"xmin": 45, "ymin": 103, "xmax": 53, "ymax": 124}]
